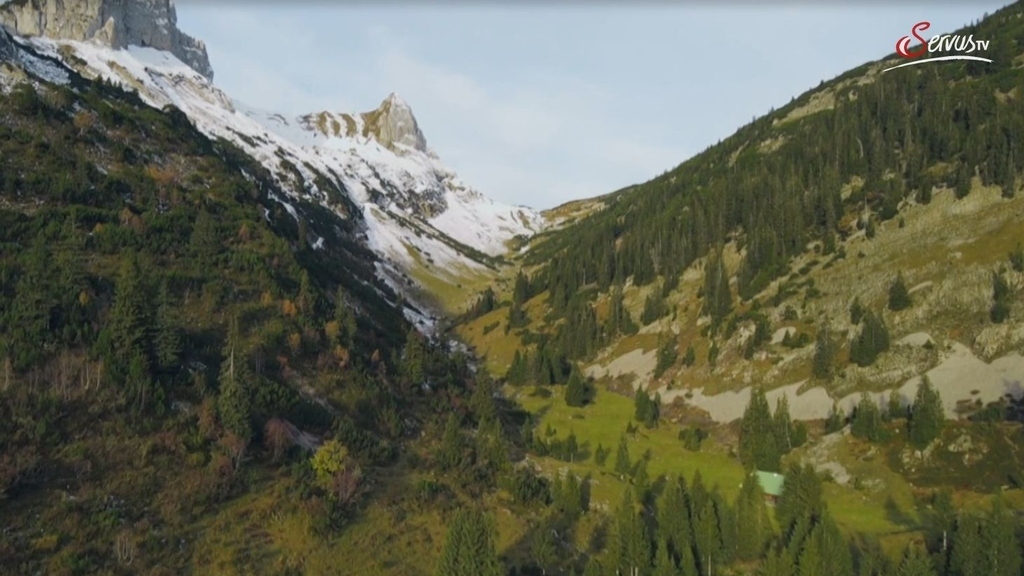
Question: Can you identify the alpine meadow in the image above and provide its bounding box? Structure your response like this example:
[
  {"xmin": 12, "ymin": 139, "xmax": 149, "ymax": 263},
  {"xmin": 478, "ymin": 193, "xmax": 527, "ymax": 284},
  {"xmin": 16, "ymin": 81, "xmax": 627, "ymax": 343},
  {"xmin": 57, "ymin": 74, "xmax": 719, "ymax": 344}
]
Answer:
[{"xmin": 2, "ymin": 1, "xmax": 1024, "ymax": 576}]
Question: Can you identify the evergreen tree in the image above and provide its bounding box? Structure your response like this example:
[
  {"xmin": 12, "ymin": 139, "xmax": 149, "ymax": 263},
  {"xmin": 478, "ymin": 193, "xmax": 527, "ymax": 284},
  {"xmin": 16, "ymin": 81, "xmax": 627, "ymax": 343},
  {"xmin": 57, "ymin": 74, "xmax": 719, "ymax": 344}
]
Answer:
[
  {"xmin": 693, "ymin": 498, "xmax": 722, "ymax": 576},
  {"xmin": 1009, "ymin": 244, "xmax": 1024, "ymax": 273},
  {"xmin": 812, "ymin": 322, "xmax": 835, "ymax": 380},
  {"xmin": 152, "ymin": 281, "xmax": 181, "ymax": 373},
  {"xmin": 564, "ymin": 366, "xmax": 589, "ymax": 407},
  {"xmin": 865, "ymin": 217, "xmax": 876, "ymax": 239},
  {"xmin": 190, "ymin": 208, "xmax": 219, "ymax": 265},
  {"xmin": 333, "ymin": 287, "xmax": 357, "ymax": 346},
  {"xmin": 708, "ymin": 342, "xmax": 719, "ymax": 368},
  {"xmin": 531, "ymin": 518, "xmax": 557, "ymax": 575},
  {"xmin": 437, "ymin": 413, "xmax": 464, "ymax": 471},
  {"xmin": 990, "ymin": 271, "xmax": 1011, "ymax": 324},
  {"xmin": 888, "ymin": 273, "xmax": 912, "ymax": 311},
  {"xmin": 615, "ymin": 432, "xmax": 632, "ymax": 477},
  {"xmin": 678, "ymin": 543, "xmax": 699, "ymax": 576},
  {"xmin": 105, "ymin": 253, "xmax": 152, "ymax": 376},
  {"xmin": 735, "ymin": 473, "xmax": 770, "ymax": 560},
  {"xmin": 850, "ymin": 393, "xmax": 884, "ymax": 442},
  {"xmin": 773, "ymin": 395, "xmax": 794, "ymax": 456},
  {"xmin": 634, "ymin": 388, "xmax": 659, "ymax": 428},
  {"xmin": 776, "ymin": 464, "xmax": 823, "ymax": 536},
  {"xmin": 950, "ymin": 515, "xmax": 985, "ymax": 576},
  {"xmin": 657, "ymin": 476, "xmax": 693, "ymax": 562},
  {"xmin": 402, "ymin": 328, "xmax": 427, "ymax": 386},
  {"xmin": 702, "ymin": 246, "xmax": 733, "ymax": 326},
  {"xmin": 507, "ymin": 350, "xmax": 529, "ymax": 386},
  {"xmin": 985, "ymin": 499, "xmax": 1021, "ymax": 576},
  {"xmin": 849, "ymin": 296, "xmax": 864, "ymax": 325},
  {"xmin": 683, "ymin": 344, "xmax": 696, "ymax": 367},
  {"xmin": 653, "ymin": 538, "xmax": 680, "ymax": 576},
  {"xmin": 217, "ymin": 320, "xmax": 252, "ymax": 440},
  {"xmin": 893, "ymin": 545, "xmax": 936, "ymax": 576},
  {"xmin": 435, "ymin": 508, "xmax": 503, "ymax": 576},
  {"xmin": 825, "ymin": 402, "xmax": 845, "ymax": 434},
  {"xmin": 612, "ymin": 489, "xmax": 651, "ymax": 576},
  {"xmin": 850, "ymin": 310, "xmax": 890, "ymax": 367},
  {"xmin": 797, "ymin": 512, "xmax": 853, "ymax": 576},
  {"xmin": 739, "ymin": 386, "xmax": 780, "ymax": 472},
  {"xmin": 908, "ymin": 376, "xmax": 944, "ymax": 449},
  {"xmin": 654, "ymin": 336, "xmax": 679, "ymax": 378},
  {"xmin": 955, "ymin": 162, "xmax": 972, "ymax": 199},
  {"xmin": 760, "ymin": 548, "xmax": 796, "ymax": 576}
]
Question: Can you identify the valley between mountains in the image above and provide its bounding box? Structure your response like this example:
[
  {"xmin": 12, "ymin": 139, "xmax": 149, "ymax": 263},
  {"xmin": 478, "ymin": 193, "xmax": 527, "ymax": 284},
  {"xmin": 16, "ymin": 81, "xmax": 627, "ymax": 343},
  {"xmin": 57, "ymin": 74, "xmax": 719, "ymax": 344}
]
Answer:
[{"xmin": 2, "ymin": 1, "xmax": 1024, "ymax": 575}]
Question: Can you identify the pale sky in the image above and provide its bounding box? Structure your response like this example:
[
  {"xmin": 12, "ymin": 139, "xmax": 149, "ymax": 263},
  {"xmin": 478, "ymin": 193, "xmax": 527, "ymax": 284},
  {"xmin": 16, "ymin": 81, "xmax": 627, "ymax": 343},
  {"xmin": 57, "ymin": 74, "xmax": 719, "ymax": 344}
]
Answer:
[{"xmin": 176, "ymin": 3, "xmax": 1010, "ymax": 210}]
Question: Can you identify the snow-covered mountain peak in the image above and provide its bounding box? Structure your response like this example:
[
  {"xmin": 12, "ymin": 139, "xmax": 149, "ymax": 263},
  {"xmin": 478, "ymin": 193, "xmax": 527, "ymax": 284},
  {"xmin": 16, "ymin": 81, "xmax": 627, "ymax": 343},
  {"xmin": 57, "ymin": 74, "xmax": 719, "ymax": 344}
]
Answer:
[
  {"xmin": 298, "ymin": 92, "xmax": 429, "ymax": 155},
  {"xmin": 0, "ymin": 0, "xmax": 213, "ymax": 79},
  {"xmin": 0, "ymin": 19, "xmax": 545, "ymax": 326}
]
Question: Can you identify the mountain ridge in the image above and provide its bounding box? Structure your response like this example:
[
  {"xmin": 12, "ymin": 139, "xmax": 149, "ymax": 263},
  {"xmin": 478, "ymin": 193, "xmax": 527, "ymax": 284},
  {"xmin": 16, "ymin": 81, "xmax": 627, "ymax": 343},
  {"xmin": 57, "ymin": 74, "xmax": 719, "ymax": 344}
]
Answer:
[{"xmin": 0, "ymin": 1, "xmax": 543, "ymax": 323}]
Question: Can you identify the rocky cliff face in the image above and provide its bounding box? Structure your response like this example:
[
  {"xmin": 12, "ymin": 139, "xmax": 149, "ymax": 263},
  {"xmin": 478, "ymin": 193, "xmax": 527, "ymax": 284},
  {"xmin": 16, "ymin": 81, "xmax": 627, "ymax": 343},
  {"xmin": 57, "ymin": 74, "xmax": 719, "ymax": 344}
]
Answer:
[
  {"xmin": 0, "ymin": 0, "xmax": 213, "ymax": 79},
  {"xmin": 0, "ymin": 25, "xmax": 13, "ymax": 62},
  {"xmin": 300, "ymin": 93, "xmax": 430, "ymax": 154}
]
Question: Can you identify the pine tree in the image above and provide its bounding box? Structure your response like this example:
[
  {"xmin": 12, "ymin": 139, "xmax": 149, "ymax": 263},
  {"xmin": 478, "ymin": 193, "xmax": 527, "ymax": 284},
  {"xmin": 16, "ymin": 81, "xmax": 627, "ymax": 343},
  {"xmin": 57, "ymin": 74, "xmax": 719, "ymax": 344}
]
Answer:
[
  {"xmin": 653, "ymin": 538, "xmax": 680, "ymax": 576},
  {"xmin": 851, "ymin": 393, "xmax": 884, "ymax": 442},
  {"xmin": 564, "ymin": 366, "xmax": 588, "ymax": 407},
  {"xmin": 849, "ymin": 296, "xmax": 864, "ymax": 325},
  {"xmin": 894, "ymin": 545, "xmax": 937, "ymax": 576},
  {"xmin": 739, "ymin": 386, "xmax": 780, "ymax": 472},
  {"xmin": 217, "ymin": 319, "xmax": 252, "ymax": 441},
  {"xmin": 683, "ymin": 344, "xmax": 696, "ymax": 367},
  {"xmin": 850, "ymin": 310, "xmax": 890, "ymax": 367},
  {"xmin": 657, "ymin": 476, "xmax": 693, "ymax": 562},
  {"xmin": 402, "ymin": 328, "xmax": 426, "ymax": 387},
  {"xmin": 507, "ymin": 350, "xmax": 528, "ymax": 385},
  {"xmin": 106, "ymin": 253, "xmax": 151, "ymax": 374},
  {"xmin": 773, "ymin": 395, "xmax": 794, "ymax": 455},
  {"xmin": 735, "ymin": 473, "xmax": 770, "ymax": 560},
  {"xmin": 153, "ymin": 281, "xmax": 180, "ymax": 373},
  {"xmin": 908, "ymin": 375, "xmax": 944, "ymax": 449},
  {"xmin": 1009, "ymin": 244, "xmax": 1024, "ymax": 273},
  {"xmin": 613, "ymin": 489, "xmax": 651, "ymax": 576},
  {"xmin": 985, "ymin": 499, "xmax": 1021, "ymax": 576},
  {"xmin": 990, "ymin": 271, "xmax": 1011, "ymax": 323},
  {"xmin": 812, "ymin": 323, "xmax": 835, "ymax": 380},
  {"xmin": 865, "ymin": 217, "xmax": 876, "ymax": 239},
  {"xmin": 333, "ymin": 287, "xmax": 357, "ymax": 346},
  {"xmin": 950, "ymin": 515, "xmax": 985, "ymax": 576},
  {"xmin": 531, "ymin": 518, "xmax": 557, "ymax": 575},
  {"xmin": 888, "ymin": 273, "xmax": 912, "ymax": 311},
  {"xmin": 702, "ymin": 246, "xmax": 733, "ymax": 326},
  {"xmin": 693, "ymin": 498, "xmax": 721, "ymax": 576},
  {"xmin": 760, "ymin": 548, "xmax": 796, "ymax": 576},
  {"xmin": 190, "ymin": 208, "xmax": 219, "ymax": 265},
  {"xmin": 435, "ymin": 508, "xmax": 503, "ymax": 576},
  {"xmin": 824, "ymin": 402, "xmax": 845, "ymax": 434},
  {"xmin": 615, "ymin": 432, "xmax": 632, "ymax": 477},
  {"xmin": 678, "ymin": 543, "xmax": 699, "ymax": 576},
  {"xmin": 776, "ymin": 464, "xmax": 823, "ymax": 536},
  {"xmin": 437, "ymin": 413, "xmax": 464, "ymax": 471}
]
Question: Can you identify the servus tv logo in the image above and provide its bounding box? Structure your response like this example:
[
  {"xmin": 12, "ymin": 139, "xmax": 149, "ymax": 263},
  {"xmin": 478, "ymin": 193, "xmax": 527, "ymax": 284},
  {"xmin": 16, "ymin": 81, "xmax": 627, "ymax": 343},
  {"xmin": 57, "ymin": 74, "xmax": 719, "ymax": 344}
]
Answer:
[{"xmin": 882, "ymin": 21, "xmax": 993, "ymax": 72}]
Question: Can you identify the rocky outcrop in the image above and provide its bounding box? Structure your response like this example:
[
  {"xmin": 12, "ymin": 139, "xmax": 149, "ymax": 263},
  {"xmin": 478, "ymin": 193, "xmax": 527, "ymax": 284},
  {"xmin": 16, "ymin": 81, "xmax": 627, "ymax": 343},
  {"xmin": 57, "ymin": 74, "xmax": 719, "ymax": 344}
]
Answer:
[
  {"xmin": 0, "ymin": 26, "xmax": 13, "ymax": 62},
  {"xmin": 0, "ymin": 0, "xmax": 213, "ymax": 80},
  {"xmin": 300, "ymin": 93, "xmax": 429, "ymax": 154}
]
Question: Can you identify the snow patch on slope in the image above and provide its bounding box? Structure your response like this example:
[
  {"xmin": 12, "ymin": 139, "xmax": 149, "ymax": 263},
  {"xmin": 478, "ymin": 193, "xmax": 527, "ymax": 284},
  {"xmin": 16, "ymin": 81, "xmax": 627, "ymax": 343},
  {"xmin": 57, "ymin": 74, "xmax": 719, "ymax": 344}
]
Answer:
[{"xmin": 11, "ymin": 36, "xmax": 543, "ymax": 315}]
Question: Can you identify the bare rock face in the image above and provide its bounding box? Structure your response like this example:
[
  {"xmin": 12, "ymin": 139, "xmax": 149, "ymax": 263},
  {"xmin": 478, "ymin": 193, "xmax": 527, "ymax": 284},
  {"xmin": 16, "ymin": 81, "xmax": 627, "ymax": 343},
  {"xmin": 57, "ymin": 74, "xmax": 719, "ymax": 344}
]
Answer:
[
  {"xmin": 0, "ymin": 25, "xmax": 13, "ymax": 62},
  {"xmin": 300, "ymin": 93, "xmax": 429, "ymax": 154},
  {"xmin": 0, "ymin": 0, "xmax": 213, "ymax": 80}
]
